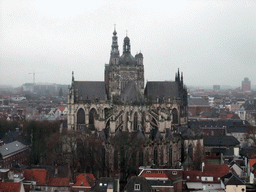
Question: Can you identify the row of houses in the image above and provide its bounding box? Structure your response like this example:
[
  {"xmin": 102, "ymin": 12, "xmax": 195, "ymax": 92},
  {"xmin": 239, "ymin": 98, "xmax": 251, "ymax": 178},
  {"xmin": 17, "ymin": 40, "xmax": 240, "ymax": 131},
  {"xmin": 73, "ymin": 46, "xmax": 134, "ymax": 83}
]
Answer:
[{"xmin": 0, "ymin": 163, "xmax": 252, "ymax": 192}]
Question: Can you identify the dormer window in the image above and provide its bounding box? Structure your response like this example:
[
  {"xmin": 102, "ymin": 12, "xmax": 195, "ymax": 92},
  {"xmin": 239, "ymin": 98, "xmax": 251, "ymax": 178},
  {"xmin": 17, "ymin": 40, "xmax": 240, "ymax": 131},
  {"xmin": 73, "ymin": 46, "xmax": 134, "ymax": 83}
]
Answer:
[
  {"xmin": 134, "ymin": 184, "xmax": 140, "ymax": 191},
  {"xmin": 172, "ymin": 171, "xmax": 177, "ymax": 175}
]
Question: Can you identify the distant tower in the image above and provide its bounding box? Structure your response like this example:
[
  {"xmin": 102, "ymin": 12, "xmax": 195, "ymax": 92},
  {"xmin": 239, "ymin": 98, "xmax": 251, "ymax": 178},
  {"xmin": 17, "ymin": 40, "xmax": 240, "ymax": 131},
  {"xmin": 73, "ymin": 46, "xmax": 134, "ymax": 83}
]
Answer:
[
  {"xmin": 242, "ymin": 77, "xmax": 251, "ymax": 92},
  {"xmin": 213, "ymin": 85, "xmax": 220, "ymax": 92}
]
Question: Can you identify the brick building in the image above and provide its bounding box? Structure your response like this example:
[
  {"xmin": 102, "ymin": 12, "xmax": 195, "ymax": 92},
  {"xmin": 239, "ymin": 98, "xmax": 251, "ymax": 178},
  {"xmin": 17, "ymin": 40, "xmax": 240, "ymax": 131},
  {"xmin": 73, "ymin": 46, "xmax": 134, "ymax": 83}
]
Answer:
[{"xmin": 0, "ymin": 140, "xmax": 29, "ymax": 168}]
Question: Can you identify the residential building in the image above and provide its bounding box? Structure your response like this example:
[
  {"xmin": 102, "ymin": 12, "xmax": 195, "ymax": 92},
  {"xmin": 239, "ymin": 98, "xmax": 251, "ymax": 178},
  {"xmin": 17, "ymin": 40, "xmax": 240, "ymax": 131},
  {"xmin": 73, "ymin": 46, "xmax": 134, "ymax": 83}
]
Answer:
[
  {"xmin": 0, "ymin": 141, "xmax": 29, "ymax": 168},
  {"xmin": 183, "ymin": 164, "xmax": 230, "ymax": 191}
]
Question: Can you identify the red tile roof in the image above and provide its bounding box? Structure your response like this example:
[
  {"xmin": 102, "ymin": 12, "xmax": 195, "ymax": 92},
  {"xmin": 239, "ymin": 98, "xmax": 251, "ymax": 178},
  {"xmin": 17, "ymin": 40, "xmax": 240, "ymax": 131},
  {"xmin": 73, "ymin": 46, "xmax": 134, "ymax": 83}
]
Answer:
[
  {"xmin": 140, "ymin": 172, "xmax": 169, "ymax": 179},
  {"xmin": 249, "ymin": 159, "xmax": 256, "ymax": 168},
  {"xmin": 57, "ymin": 106, "xmax": 66, "ymax": 112},
  {"xmin": 73, "ymin": 173, "xmax": 95, "ymax": 187},
  {"xmin": 183, "ymin": 164, "xmax": 230, "ymax": 183},
  {"xmin": 24, "ymin": 169, "xmax": 48, "ymax": 185},
  {"xmin": 47, "ymin": 177, "xmax": 70, "ymax": 187},
  {"xmin": 0, "ymin": 182, "xmax": 21, "ymax": 192}
]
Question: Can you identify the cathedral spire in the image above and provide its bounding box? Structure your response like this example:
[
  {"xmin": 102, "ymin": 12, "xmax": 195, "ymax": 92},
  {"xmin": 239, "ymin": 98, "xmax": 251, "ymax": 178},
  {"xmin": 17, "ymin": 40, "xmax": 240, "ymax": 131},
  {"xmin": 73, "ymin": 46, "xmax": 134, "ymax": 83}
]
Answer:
[
  {"xmin": 123, "ymin": 36, "xmax": 131, "ymax": 54},
  {"xmin": 110, "ymin": 25, "xmax": 119, "ymax": 56},
  {"xmin": 177, "ymin": 68, "xmax": 180, "ymax": 82},
  {"xmin": 110, "ymin": 25, "xmax": 120, "ymax": 64}
]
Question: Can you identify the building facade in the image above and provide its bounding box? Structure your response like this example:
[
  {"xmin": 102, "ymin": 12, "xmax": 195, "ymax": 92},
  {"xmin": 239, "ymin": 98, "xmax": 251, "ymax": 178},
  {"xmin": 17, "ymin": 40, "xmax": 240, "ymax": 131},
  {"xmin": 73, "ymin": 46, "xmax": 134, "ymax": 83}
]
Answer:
[
  {"xmin": 242, "ymin": 77, "xmax": 251, "ymax": 92},
  {"xmin": 67, "ymin": 29, "xmax": 188, "ymax": 168}
]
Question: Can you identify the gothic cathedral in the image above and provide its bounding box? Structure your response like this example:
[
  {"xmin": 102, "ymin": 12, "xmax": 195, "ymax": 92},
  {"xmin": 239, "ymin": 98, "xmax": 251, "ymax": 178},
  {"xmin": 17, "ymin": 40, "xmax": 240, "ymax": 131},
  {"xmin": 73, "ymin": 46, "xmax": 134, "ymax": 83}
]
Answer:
[{"xmin": 67, "ymin": 28, "xmax": 188, "ymax": 168}]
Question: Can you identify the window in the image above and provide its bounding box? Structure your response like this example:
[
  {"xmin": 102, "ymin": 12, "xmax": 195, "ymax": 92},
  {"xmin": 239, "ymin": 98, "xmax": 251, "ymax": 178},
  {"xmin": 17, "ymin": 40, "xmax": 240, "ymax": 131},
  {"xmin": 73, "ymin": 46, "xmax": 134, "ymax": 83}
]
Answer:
[
  {"xmin": 196, "ymin": 176, "xmax": 199, "ymax": 180},
  {"xmin": 146, "ymin": 171, "xmax": 151, "ymax": 173},
  {"xmin": 134, "ymin": 184, "xmax": 140, "ymax": 191},
  {"xmin": 158, "ymin": 171, "xmax": 163, "ymax": 173},
  {"xmin": 187, "ymin": 176, "xmax": 190, "ymax": 179},
  {"xmin": 172, "ymin": 171, "xmax": 177, "ymax": 175}
]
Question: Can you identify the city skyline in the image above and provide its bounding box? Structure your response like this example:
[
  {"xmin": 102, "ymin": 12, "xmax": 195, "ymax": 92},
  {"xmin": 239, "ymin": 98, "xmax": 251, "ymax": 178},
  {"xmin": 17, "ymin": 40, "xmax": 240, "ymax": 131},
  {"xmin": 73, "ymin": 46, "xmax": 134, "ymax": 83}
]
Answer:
[{"xmin": 1, "ymin": 0, "xmax": 256, "ymax": 88}]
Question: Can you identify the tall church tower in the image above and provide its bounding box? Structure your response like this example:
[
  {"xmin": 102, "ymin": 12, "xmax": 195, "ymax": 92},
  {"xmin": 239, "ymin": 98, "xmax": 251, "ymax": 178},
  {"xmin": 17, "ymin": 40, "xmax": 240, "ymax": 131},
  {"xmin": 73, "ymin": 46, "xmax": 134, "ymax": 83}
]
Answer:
[{"xmin": 105, "ymin": 29, "xmax": 144, "ymax": 99}]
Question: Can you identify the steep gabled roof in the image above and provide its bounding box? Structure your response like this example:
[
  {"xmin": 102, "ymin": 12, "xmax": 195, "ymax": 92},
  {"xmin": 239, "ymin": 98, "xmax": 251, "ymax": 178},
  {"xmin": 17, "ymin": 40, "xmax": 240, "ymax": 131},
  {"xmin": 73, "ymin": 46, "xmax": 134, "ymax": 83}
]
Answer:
[
  {"xmin": 24, "ymin": 169, "xmax": 47, "ymax": 185},
  {"xmin": 120, "ymin": 81, "xmax": 143, "ymax": 103},
  {"xmin": 249, "ymin": 159, "xmax": 256, "ymax": 168},
  {"xmin": 74, "ymin": 81, "xmax": 106, "ymax": 101},
  {"xmin": 47, "ymin": 177, "xmax": 70, "ymax": 187},
  {"xmin": 73, "ymin": 173, "xmax": 95, "ymax": 187},
  {"xmin": 57, "ymin": 106, "xmax": 66, "ymax": 112},
  {"xmin": 144, "ymin": 81, "xmax": 179, "ymax": 100},
  {"xmin": 221, "ymin": 172, "xmax": 244, "ymax": 185}
]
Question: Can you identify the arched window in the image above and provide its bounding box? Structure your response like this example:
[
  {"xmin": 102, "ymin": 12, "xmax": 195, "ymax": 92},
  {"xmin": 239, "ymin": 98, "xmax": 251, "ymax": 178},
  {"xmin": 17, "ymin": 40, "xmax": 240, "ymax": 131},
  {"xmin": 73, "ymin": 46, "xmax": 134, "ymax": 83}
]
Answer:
[
  {"xmin": 172, "ymin": 108, "xmax": 178, "ymax": 124},
  {"xmin": 114, "ymin": 149, "xmax": 118, "ymax": 170},
  {"xmin": 77, "ymin": 108, "xmax": 85, "ymax": 124},
  {"xmin": 104, "ymin": 108, "xmax": 110, "ymax": 119},
  {"xmin": 188, "ymin": 144, "xmax": 193, "ymax": 159},
  {"xmin": 154, "ymin": 148, "xmax": 158, "ymax": 166},
  {"xmin": 134, "ymin": 112, "xmax": 138, "ymax": 131},
  {"xmin": 169, "ymin": 147, "xmax": 172, "ymax": 167},
  {"xmin": 89, "ymin": 108, "xmax": 97, "ymax": 129},
  {"xmin": 139, "ymin": 150, "xmax": 144, "ymax": 166},
  {"xmin": 160, "ymin": 148, "xmax": 164, "ymax": 165}
]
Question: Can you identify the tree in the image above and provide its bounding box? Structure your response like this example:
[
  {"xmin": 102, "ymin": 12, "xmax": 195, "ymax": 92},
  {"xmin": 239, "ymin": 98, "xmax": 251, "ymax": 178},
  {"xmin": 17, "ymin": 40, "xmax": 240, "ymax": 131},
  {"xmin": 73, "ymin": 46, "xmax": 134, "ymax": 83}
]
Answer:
[
  {"xmin": 77, "ymin": 132, "xmax": 105, "ymax": 176},
  {"xmin": 192, "ymin": 140, "xmax": 205, "ymax": 170},
  {"xmin": 59, "ymin": 88, "xmax": 63, "ymax": 97},
  {"xmin": 23, "ymin": 120, "xmax": 60, "ymax": 165},
  {"xmin": 111, "ymin": 132, "xmax": 145, "ymax": 180}
]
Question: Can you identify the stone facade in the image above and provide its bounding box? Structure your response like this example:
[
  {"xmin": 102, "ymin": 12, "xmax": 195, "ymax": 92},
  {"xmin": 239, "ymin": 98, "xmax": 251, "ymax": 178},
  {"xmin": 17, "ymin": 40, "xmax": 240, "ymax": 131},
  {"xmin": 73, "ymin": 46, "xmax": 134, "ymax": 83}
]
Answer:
[{"xmin": 67, "ymin": 29, "xmax": 188, "ymax": 168}]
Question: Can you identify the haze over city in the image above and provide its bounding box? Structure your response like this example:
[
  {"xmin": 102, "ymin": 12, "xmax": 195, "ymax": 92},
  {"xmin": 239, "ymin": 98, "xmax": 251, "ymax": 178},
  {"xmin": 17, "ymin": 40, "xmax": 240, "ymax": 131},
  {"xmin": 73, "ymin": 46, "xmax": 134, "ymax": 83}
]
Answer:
[{"xmin": 1, "ymin": 0, "xmax": 256, "ymax": 88}]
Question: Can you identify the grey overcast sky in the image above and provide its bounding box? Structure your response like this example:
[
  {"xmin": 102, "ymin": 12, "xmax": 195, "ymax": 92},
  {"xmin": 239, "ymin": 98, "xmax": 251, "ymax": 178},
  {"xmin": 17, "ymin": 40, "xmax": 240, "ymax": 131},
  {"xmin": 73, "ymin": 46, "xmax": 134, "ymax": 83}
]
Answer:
[{"xmin": 1, "ymin": 0, "xmax": 256, "ymax": 88}]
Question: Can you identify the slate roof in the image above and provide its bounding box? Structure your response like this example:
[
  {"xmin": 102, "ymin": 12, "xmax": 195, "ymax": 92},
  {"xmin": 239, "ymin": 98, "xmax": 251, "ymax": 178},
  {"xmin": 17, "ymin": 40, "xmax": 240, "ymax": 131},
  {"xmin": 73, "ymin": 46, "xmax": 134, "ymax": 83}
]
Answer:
[
  {"xmin": 0, "ymin": 182, "xmax": 21, "ymax": 192},
  {"xmin": 24, "ymin": 169, "xmax": 48, "ymax": 185},
  {"xmin": 74, "ymin": 81, "xmax": 106, "ymax": 101},
  {"xmin": 144, "ymin": 81, "xmax": 179, "ymax": 100},
  {"xmin": 203, "ymin": 136, "xmax": 240, "ymax": 146},
  {"xmin": 188, "ymin": 98, "xmax": 209, "ymax": 106},
  {"xmin": 123, "ymin": 176, "xmax": 153, "ymax": 192},
  {"xmin": 226, "ymin": 126, "xmax": 251, "ymax": 133},
  {"xmin": 47, "ymin": 177, "xmax": 70, "ymax": 187},
  {"xmin": 91, "ymin": 177, "xmax": 119, "ymax": 192},
  {"xmin": 189, "ymin": 119, "xmax": 245, "ymax": 129},
  {"xmin": 120, "ymin": 81, "xmax": 143, "ymax": 103},
  {"xmin": 1, "ymin": 131, "xmax": 26, "ymax": 145},
  {"xmin": 147, "ymin": 179, "xmax": 173, "ymax": 187},
  {"xmin": 240, "ymin": 147, "xmax": 256, "ymax": 158},
  {"xmin": 221, "ymin": 172, "xmax": 244, "ymax": 185},
  {"xmin": 0, "ymin": 141, "xmax": 28, "ymax": 157}
]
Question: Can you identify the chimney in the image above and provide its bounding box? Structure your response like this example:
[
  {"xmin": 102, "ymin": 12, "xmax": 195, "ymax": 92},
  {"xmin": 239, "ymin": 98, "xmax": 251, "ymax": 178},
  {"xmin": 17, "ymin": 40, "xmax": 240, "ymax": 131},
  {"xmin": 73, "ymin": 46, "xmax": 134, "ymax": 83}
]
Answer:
[
  {"xmin": 202, "ymin": 162, "xmax": 205, "ymax": 172},
  {"xmin": 54, "ymin": 164, "xmax": 58, "ymax": 176}
]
